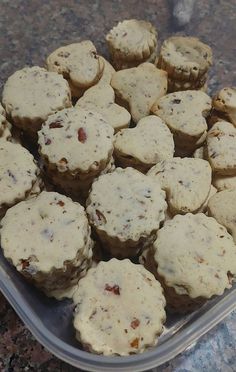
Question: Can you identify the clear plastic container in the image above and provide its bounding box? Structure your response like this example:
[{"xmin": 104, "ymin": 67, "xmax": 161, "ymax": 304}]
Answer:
[{"xmin": 0, "ymin": 249, "xmax": 235, "ymax": 371}]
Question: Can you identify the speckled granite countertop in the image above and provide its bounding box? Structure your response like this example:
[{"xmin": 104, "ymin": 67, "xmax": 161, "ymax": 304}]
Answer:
[{"xmin": 0, "ymin": 0, "xmax": 235, "ymax": 371}]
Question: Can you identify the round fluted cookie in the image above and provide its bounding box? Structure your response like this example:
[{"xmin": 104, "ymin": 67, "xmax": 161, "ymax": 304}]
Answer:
[
  {"xmin": 213, "ymin": 174, "xmax": 236, "ymax": 191},
  {"xmin": 148, "ymin": 157, "xmax": 212, "ymax": 215},
  {"xmin": 151, "ymin": 90, "xmax": 211, "ymax": 151},
  {"xmin": 106, "ymin": 19, "xmax": 157, "ymax": 62},
  {"xmin": 46, "ymin": 41, "xmax": 104, "ymax": 91},
  {"xmin": 86, "ymin": 167, "xmax": 167, "ymax": 257},
  {"xmin": 198, "ymin": 185, "xmax": 217, "ymax": 213},
  {"xmin": 208, "ymin": 189, "xmax": 236, "ymax": 243},
  {"xmin": 157, "ymin": 36, "xmax": 212, "ymax": 81},
  {"xmin": 114, "ymin": 115, "xmax": 174, "ymax": 173},
  {"xmin": 75, "ymin": 84, "xmax": 130, "ymax": 132},
  {"xmin": 167, "ymin": 75, "xmax": 207, "ymax": 93},
  {"xmin": 2, "ymin": 67, "xmax": 71, "ymax": 137},
  {"xmin": 212, "ymin": 87, "xmax": 236, "ymax": 127},
  {"xmin": 73, "ymin": 258, "xmax": 166, "ymax": 355},
  {"xmin": 0, "ymin": 139, "xmax": 40, "ymax": 217},
  {"xmin": 143, "ymin": 213, "xmax": 236, "ymax": 312},
  {"xmin": 0, "ymin": 191, "xmax": 93, "ymax": 292},
  {"xmin": 206, "ymin": 121, "xmax": 236, "ymax": 175},
  {"xmin": 38, "ymin": 108, "xmax": 114, "ymax": 198},
  {"xmin": 111, "ymin": 63, "xmax": 167, "ymax": 123}
]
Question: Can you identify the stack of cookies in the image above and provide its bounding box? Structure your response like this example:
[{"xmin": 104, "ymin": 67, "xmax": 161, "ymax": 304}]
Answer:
[
  {"xmin": 0, "ymin": 192, "xmax": 93, "ymax": 296},
  {"xmin": 106, "ymin": 19, "xmax": 157, "ymax": 70},
  {"xmin": 0, "ymin": 17, "xmax": 236, "ymax": 357},
  {"xmin": 38, "ymin": 107, "xmax": 114, "ymax": 201},
  {"xmin": 157, "ymin": 36, "xmax": 212, "ymax": 93}
]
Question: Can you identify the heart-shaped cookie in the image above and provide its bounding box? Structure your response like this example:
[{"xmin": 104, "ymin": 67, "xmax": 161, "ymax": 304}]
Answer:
[
  {"xmin": 46, "ymin": 41, "xmax": 104, "ymax": 92},
  {"xmin": 151, "ymin": 90, "xmax": 211, "ymax": 151},
  {"xmin": 76, "ymin": 84, "xmax": 131, "ymax": 132},
  {"xmin": 114, "ymin": 115, "xmax": 174, "ymax": 172},
  {"xmin": 111, "ymin": 63, "xmax": 167, "ymax": 123},
  {"xmin": 148, "ymin": 157, "xmax": 212, "ymax": 215}
]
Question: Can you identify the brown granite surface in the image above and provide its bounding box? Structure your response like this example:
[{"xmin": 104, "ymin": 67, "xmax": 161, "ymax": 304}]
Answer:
[{"xmin": 0, "ymin": 0, "xmax": 235, "ymax": 371}]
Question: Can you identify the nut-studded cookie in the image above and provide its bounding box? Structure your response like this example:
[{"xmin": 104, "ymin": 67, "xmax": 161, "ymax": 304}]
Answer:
[
  {"xmin": 106, "ymin": 19, "xmax": 157, "ymax": 69},
  {"xmin": 86, "ymin": 167, "xmax": 167, "ymax": 258},
  {"xmin": 0, "ymin": 139, "xmax": 40, "ymax": 218},
  {"xmin": 157, "ymin": 36, "xmax": 212, "ymax": 81},
  {"xmin": 212, "ymin": 87, "xmax": 236, "ymax": 127},
  {"xmin": 111, "ymin": 63, "xmax": 167, "ymax": 123},
  {"xmin": 142, "ymin": 213, "xmax": 236, "ymax": 313},
  {"xmin": 208, "ymin": 189, "xmax": 236, "ymax": 243},
  {"xmin": 147, "ymin": 157, "xmax": 212, "ymax": 215},
  {"xmin": 46, "ymin": 41, "xmax": 104, "ymax": 97},
  {"xmin": 114, "ymin": 115, "xmax": 174, "ymax": 173},
  {"xmin": 73, "ymin": 258, "xmax": 166, "ymax": 355},
  {"xmin": 2, "ymin": 66, "xmax": 71, "ymax": 138},
  {"xmin": 76, "ymin": 84, "xmax": 130, "ymax": 132},
  {"xmin": 151, "ymin": 90, "xmax": 211, "ymax": 151},
  {"xmin": 0, "ymin": 191, "xmax": 93, "ymax": 294},
  {"xmin": 38, "ymin": 108, "xmax": 114, "ymax": 200},
  {"xmin": 206, "ymin": 121, "xmax": 236, "ymax": 175},
  {"xmin": 198, "ymin": 185, "xmax": 217, "ymax": 213}
]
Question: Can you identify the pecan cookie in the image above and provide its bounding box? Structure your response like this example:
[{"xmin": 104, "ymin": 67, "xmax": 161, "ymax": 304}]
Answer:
[
  {"xmin": 73, "ymin": 258, "xmax": 166, "ymax": 355},
  {"xmin": 212, "ymin": 87, "xmax": 236, "ymax": 127},
  {"xmin": 2, "ymin": 66, "xmax": 71, "ymax": 139},
  {"xmin": 86, "ymin": 167, "xmax": 167, "ymax": 257}
]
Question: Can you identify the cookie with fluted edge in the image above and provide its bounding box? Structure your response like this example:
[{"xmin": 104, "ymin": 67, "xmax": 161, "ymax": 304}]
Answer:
[
  {"xmin": 86, "ymin": 167, "xmax": 167, "ymax": 258},
  {"xmin": 38, "ymin": 108, "xmax": 114, "ymax": 199},
  {"xmin": 0, "ymin": 139, "xmax": 40, "ymax": 218},
  {"xmin": 2, "ymin": 66, "xmax": 71, "ymax": 137},
  {"xmin": 147, "ymin": 157, "xmax": 212, "ymax": 215},
  {"xmin": 157, "ymin": 36, "xmax": 212, "ymax": 81},
  {"xmin": 142, "ymin": 213, "xmax": 236, "ymax": 312},
  {"xmin": 198, "ymin": 185, "xmax": 217, "ymax": 213},
  {"xmin": 76, "ymin": 84, "xmax": 130, "ymax": 132},
  {"xmin": 151, "ymin": 90, "xmax": 211, "ymax": 151},
  {"xmin": 212, "ymin": 87, "xmax": 236, "ymax": 127},
  {"xmin": 111, "ymin": 63, "xmax": 167, "ymax": 123},
  {"xmin": 206, "ymin": 121, "xmax": 236, "ymax": 175},
  {"xmin": 106, "ymin": 19, "xmax": 157, "ymax": 63},
  {"xmin": 114, "ymin": 115, "xmax": 174, "ymax": 172},
  {"xmin": 46, "ymin": 41, "xmax": 104, "ymax": 96},
  {"xmin": 208, "ymin": 189, "xmax": 236, "ymax": 243},
  {"xmin": 1, "ymin": 191, "xmax": 93, "ymax": 294},
  {"xmin": 73, "ymin": 258, "xmax": 166, "ymax": 355}
]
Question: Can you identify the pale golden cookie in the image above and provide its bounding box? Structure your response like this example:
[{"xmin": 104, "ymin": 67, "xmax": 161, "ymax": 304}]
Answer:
[
  {"xmin": 157, "ymin": 36, "xmax": 212, "ymax": 81},
  {"xmin": 142, "ymin": 213, "xmax": 236, "ymax": 312},
  {"xmin": 114, "ymin": 115, "xmax": 174, "ymax": 172},
  {"xmin": 206, "ymin": 121, "xmax": 236, "ymax": 175},
  {"xmin": 106, "ymin": 19, "xmax": 157, "ymax": 62},
  {"xmin": 111, "ymin": 63, "xmax": 167, "ymax": 123},
  {"xmin": 46, "ymin": 41, "xmax": 104, "ymax": 91},
  {"xmin": 2, "ymin": 66, "xmax": 71, "ymax": 137},
  {"xmin": 152, "ymin": 90, "xmax": 211, "ymax": 151},
  {"xmin": 73, "ymin": 259, "xmax": 166, "ymax": 355},
  {"xmin": 208, "ymin": 189, "xmax": 236, "ymax": 243},
  {"xmin": 148, "ymin": 157, "xmax": 212, "ymax": 215},
  {"xmin": 213, "ymin": 174, "xmax": 236, "ymax": 191},
  {"xmin": 1, "ymin": 191, "xmax": 93, "ymax": 293},
  {"xmin": 212, "ymin": 87, "xmax": 236, "ymax": 127},
  {"xmin": 86, "ymin": 167, "xmax": 167, "ymax": 257},
  {"xmin": 75, "ymin": 84, "xmax": 131, "ymax": 132}
]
